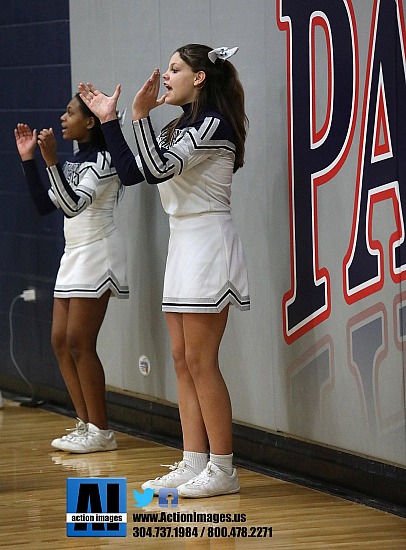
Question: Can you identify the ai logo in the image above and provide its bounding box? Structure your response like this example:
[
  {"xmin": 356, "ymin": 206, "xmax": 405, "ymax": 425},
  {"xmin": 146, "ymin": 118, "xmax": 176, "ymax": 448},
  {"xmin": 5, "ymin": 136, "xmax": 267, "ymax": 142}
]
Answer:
[{"xmin": 66, "ymin": 478, "xmax": 127, "ymax": 537}]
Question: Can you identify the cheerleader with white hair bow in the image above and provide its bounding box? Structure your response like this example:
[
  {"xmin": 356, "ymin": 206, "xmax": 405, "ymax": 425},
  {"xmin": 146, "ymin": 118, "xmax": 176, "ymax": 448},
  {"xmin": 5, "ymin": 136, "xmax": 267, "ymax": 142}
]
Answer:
[{"xmin": 79, "ymin": 43, "xmax": 250, "ymax": 497}]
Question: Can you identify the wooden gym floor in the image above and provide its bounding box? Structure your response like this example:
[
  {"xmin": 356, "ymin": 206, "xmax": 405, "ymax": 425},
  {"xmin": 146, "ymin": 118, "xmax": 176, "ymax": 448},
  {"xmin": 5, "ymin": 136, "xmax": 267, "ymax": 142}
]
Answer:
[{"xmin": 0, "ymin": 399, "xmax": 405, "ymax": 549}]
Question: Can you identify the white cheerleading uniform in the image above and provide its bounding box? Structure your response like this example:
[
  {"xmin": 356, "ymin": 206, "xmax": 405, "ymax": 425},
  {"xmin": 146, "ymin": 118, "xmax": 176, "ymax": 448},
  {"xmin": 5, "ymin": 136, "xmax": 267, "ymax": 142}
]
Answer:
[
  {"xmin": 22, "ymin": 142, "xmax": 129, "ymax": 299},
  {"xmin": 131, "ymin": 105, "xmax": 250, "ymax": 313}
]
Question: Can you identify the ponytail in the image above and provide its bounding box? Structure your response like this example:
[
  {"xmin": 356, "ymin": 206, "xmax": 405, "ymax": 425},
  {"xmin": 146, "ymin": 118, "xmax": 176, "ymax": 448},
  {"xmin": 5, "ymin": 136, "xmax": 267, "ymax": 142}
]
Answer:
[{"xmin": 167, "ymin": 44, "xmax": 248, "ymax": 172}]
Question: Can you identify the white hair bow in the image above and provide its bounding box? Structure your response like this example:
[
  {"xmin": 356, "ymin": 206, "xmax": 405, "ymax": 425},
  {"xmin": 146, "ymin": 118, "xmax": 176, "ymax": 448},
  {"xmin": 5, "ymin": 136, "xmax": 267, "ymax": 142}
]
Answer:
[{"xmin": 208, "ymin": 46, "xmax": 239, "ymax": 64}]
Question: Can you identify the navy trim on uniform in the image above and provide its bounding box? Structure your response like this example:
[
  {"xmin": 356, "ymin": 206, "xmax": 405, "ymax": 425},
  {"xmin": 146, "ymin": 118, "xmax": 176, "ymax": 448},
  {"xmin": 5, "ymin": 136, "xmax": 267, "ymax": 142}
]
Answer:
[
  {"xmin": 132, "ymin": 107, "xmax": 236, "ymax": 185},
  {"xmin": 162, "ymin": 283, "xmax": 250, "ymax": 313},
  {"xmin": 101, "ymin": 119, "xmax": 145, "ymax": 186},
  {"xmin": 55, "ymin": 274, "xmax": 129, "ymax": 299},
  {"xmin": 21, "ymin": 160, "xmax": 57, "ymax": 216}
]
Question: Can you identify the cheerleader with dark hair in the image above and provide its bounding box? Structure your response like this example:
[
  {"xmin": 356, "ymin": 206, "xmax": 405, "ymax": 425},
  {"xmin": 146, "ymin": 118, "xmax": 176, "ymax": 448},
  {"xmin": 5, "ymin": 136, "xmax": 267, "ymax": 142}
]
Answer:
[{"xmin": 14, "ymin": 93, "xmax": 128, "ymax": 453}]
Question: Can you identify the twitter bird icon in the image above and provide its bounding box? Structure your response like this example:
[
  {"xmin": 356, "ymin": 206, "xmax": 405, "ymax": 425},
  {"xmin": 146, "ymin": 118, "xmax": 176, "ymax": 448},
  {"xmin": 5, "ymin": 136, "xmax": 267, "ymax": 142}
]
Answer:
[{"xmin": 133, "ymin": 488, "xmax": 154, "ymax": 508}]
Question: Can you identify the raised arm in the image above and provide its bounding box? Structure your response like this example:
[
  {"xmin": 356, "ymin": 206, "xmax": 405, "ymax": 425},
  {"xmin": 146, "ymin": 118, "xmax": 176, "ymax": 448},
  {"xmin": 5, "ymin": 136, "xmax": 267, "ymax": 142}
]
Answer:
[
  {"xmin": 131, "ymin": 69, "xmax": 167, "ymax": 120},
  {"xmin": 37, "ymin": 127, "xmax": 59, "ymax": 167},
  {"xmin": 78, "ymin": 82, "xmax": 121, "ymax": 124},
  {"xmin": 26, "ymin": 125, "xmax": 97, "ymax": 218},
  {"xmin": 78, "ymin": 82, "xmax": 145, "ymax": 186},
  {"xmin": 133, "ymin": 113, "xmax": 235, "ymax": 185},
  {"xmin": 100, "ymin": 120, "xmax": 145, "ymax": 186},
  {"xmin": 46, "ymin": 156, "xmax": 118, "ymax": 218},
  {"xmin": 14, "ymin": 123, "xmax": 37, "ymax": 160},
  {"xmin": 14, "ymin": 123, "xmax": 57, "ymax": 215}
]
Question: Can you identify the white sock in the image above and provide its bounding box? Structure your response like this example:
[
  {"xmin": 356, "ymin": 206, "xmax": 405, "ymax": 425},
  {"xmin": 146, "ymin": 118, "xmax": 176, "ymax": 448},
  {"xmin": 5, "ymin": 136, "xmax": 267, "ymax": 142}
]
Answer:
[
  {"xmin": 88, "ymin": 423, "xmax": 111, "ymax": 436},
  {"xmin": 183, "ymin": 451, "xmax": 208, "ymax": 474},
  {"xmin": 210, "ymin": 453, "xmax": 233, "ymax": 475}
]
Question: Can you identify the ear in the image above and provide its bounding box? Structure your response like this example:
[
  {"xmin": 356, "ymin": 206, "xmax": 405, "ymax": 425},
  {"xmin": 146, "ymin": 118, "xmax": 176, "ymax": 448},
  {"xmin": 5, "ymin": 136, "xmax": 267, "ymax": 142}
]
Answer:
[
  {"xmin": 87, "ymin": 117, "xmax": 96, "ymax": 130},
  {"xmin": 194, "ymin": 71, "xmax": 206, "ymax": 88}
]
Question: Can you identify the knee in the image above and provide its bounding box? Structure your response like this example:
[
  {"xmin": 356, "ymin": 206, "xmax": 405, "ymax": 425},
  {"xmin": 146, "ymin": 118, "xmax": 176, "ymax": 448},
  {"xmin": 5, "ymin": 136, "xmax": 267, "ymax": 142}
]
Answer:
[
  {"xmin": 51, "ymin": 327, "xmax": 67, "ymax": 358},
  {"xmin": 185, "ymin": 348, "xmax": 220, "ymax": 381},
  {"xmin": 65, "ymin": 330, "xmax": 93, "ymax": 362},
  {"xmin": 171, "ymin": 345, "xmax": 188, "ymax": 375},
  {"xmin": 184, "ymin": 349, "xmax": 205, "ymax": 379}
]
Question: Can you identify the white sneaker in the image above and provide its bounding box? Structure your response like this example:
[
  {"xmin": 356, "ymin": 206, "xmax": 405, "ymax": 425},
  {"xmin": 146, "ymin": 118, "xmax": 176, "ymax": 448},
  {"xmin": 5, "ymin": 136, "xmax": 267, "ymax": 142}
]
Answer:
[
  {"xmin": 51, "ymin": 418, "xmax": 87, "ymax": 450},
  {"xmin": 141, "ymin": 461, "xmax": 198, "ymax": 495},
  {"xmin": 55, "ymin": 422, "xmax": 117, "ymax": 453},
  {"xmin": 177, "ymin": 461, "xmax": 240, "ymax": 498}
]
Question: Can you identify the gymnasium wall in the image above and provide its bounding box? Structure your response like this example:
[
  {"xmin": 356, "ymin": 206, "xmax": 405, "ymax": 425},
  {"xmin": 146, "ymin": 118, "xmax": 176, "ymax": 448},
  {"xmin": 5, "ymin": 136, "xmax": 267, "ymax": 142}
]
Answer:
[
  {"xmin": 0, "ymin": 0, "xmax": 405, "ymax": 478},
  {"xmin": 70, "ymin": 0, "xmax": 406, "ymax": 468}
]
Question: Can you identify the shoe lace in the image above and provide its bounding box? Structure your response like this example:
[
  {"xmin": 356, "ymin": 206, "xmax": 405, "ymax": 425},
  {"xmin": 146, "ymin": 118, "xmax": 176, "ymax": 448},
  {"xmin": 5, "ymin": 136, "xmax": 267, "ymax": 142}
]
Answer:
[
  {"xmin": 156, "ymin": 462, "xmax": 187, "ymax": 480},
  {"xmin": 161, "ymin": 462, "xmax": 181, "ymax": 470},
  {"xmin": 66, "ymin": 423, "xmax": 86, "ymax": 434},
  {"xmin": 187, "ymin": 463, "xmax": 215, "ymax": 486},
  {"xmin": 64, "ymin": 420, "xmax": 87, "ymax": 438}
]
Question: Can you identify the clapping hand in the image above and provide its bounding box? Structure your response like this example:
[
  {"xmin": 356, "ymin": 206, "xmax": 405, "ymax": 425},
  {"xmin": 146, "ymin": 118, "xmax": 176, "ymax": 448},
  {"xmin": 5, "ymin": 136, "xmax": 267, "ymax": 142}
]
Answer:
[
  {"xmin": 37, "ymin": 128, "xmax": 58, "ymax": 167},
  {"xmin": 14, "ymin": 123, "xmax": 37, "ymax": 161},
  {"xmin": 78, "ymin": 82, "xmax": 121, "ymax": 124},
  {"xmin": 132, "ymin": 69, "xmax": 167, "ymax": 120}
]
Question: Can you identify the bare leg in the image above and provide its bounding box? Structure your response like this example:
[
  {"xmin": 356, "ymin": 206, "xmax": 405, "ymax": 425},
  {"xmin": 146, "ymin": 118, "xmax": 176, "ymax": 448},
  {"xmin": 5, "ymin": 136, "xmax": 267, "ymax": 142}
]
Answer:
[
  {"xmin": 65, "ymin": 292, "xmax": 111, "ymax": 429},
  {"xmin": 166, "ymin": 312, "xmax": 208, "ymax": 453},
  {"xmin": 166, "ymin": 307, "xmax": 231, "ymax": 455},
  {"xmin": 51, "ymin": 298, "xmax": 88, "ymax": 422},
  {"xmin": 183, "ymin": 307, "xmax": 232, "ymax": 455}
]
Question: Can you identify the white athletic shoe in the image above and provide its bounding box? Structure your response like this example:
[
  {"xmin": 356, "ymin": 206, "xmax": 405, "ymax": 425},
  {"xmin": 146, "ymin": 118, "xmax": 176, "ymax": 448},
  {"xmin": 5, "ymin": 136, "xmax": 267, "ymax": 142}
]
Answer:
[
  {"xmin": 54, "ymin": 422, "xmax": 117, "ymax": 453},
  {"xmin": 141, "ymin": 461, "xmax": 198, "ymax": 494},
  {"xmin": 177, "ymin": 461, "xmax": 240, "ymax": 498},
  {"xmin": 51, "ymin": 418, "xmax": 88, "ymax": 450}
]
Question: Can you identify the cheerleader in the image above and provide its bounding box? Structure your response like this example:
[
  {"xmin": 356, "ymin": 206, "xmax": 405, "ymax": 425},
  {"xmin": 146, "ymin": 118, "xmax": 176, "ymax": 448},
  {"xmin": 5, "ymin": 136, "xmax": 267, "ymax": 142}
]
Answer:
[
  {"xmin": 14, "ymin": 93, "xmax": 129, "ymax": 453},
  {"xmin": 79, "ymin": 43, "xmax": 250, "ymax": 496}
]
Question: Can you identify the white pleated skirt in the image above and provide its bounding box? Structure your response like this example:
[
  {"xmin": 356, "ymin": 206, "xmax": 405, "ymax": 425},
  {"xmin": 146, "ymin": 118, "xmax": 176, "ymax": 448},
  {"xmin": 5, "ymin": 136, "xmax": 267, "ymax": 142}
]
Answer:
[
  {"xmin": 162, "ymin": 212, "xmax": 250, "ymax": 313},
  {"xmin": 54, "ymin": 228, "xmax": 129, "ymax": 299}
]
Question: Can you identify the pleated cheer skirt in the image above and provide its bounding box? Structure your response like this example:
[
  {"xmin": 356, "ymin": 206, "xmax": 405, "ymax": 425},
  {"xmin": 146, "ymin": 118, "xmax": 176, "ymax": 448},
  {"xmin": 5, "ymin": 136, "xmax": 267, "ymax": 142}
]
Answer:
[
  {"xmin": 54, "ymin": 228, "xmax": 129, "ymax": 299},
  {"xmin": 162, "ymin": 212, "xmax": 250, "ymax": 313}
]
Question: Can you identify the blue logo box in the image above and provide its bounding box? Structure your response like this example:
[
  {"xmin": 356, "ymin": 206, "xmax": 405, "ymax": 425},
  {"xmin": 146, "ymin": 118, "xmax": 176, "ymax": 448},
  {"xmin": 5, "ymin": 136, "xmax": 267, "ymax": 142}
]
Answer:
[{"xmin": 66, "ymin": 478, "xmax": 127, "ymax": 537}]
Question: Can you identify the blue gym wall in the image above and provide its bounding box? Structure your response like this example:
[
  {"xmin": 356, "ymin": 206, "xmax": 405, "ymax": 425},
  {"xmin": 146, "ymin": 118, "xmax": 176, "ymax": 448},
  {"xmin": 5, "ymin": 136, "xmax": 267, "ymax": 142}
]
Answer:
[{"xmin": 0, "ymin": 1, "xmax": 71, "ymax": 394}]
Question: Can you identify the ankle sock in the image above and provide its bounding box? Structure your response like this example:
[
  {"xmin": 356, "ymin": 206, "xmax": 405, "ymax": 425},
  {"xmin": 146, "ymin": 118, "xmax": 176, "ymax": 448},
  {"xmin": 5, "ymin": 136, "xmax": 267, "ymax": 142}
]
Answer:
[
  {"xmin": 210, "ymin": 453, "xmax": 233, "ymax": 475},
  {"xmin": 183, "ymin": 451, "xmax": 208, "ymax": 474},
  {"xmin": 88, "ymin": 423, "xmax": 111, "ymax": 436}
]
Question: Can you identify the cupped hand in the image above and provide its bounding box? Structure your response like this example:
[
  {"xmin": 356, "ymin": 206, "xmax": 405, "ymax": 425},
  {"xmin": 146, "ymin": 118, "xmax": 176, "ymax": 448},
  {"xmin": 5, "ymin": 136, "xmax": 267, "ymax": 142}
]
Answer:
[
  {"xmin": 14, "ymin": 123, "xmax": 37, "ymax": 161},
  {"xmin": 132, "ymin": 69, "xmax": 167, "ymax": 120},
  {"xmin": 37, "ymin": 128, "xmax": 58, "ymax": 167},
  {"xmin": 78, "ymin": 82, "xmax": 121, "ymax": 123}
]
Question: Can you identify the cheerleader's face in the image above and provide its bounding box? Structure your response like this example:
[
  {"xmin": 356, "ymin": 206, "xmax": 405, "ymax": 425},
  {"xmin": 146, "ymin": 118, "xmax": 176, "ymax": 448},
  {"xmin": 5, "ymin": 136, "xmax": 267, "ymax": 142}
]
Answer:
[
  {"xmin": 163, "ymin": 52, "xmax": 206, "ymax": 106},
  {"xmin": 60, "ymin": 97, "xmax": 94, "ymax": 143}
]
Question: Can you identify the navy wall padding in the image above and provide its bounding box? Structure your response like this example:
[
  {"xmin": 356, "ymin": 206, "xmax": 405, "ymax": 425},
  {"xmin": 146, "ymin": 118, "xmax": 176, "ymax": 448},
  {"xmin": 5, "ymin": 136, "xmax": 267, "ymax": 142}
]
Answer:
[{"xmin": 0, "ymin": 1, "xmax": 72, "ymax": 394}]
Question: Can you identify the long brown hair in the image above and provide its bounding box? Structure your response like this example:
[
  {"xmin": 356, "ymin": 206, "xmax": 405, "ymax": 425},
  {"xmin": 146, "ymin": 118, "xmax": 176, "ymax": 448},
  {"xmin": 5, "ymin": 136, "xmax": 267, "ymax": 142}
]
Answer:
[{"xmin": 166, "ymin": 44, "xmax": 248, "ymax": 172}]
